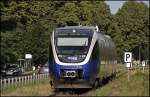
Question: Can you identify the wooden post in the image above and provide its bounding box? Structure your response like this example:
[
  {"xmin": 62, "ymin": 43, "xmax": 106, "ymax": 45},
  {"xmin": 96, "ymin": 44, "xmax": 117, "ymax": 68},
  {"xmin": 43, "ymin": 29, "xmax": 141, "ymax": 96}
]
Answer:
[
  {"xmin": 8, "ymin": 79, "xmax": 10, "ymax": 87},
  {"xmin": 12, "ymin": 78, "xmax": 14, "ymax": 86},
  {"xmin": 4, "ymin": 79, "xmax": 6, "ymax": 88}
]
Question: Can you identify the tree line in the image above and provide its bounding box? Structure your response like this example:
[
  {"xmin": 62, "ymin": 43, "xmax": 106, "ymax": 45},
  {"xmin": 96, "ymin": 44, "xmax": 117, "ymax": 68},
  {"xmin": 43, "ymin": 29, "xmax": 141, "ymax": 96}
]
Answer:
[{"xmin": 0, "ymin": 1, "xmax": 149, "ymax": 66}]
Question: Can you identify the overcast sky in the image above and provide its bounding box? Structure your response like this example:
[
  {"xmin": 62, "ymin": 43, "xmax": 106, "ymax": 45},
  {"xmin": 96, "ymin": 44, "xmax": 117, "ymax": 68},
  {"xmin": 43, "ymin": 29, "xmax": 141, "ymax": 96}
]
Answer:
[{"xmin": 105, "ymin": 1, "xmax": 149, "ymax": 14}]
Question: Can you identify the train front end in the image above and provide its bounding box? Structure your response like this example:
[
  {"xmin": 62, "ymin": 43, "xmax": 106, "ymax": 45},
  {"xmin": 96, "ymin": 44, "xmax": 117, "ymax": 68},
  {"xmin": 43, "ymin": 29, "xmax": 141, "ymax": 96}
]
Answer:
[{"xmin": 49, "ymin": 27, "xmax": 99, "ymax": 88}]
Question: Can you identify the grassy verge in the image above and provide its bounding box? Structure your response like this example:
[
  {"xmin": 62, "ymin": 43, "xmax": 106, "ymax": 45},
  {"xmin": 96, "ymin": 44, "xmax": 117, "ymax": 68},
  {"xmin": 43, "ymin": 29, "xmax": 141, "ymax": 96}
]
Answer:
[
  {"xmin": 1, "ymin": 79, "xmax": 53, "ymax": 96},
  {"xmin": 1, "ymin": 69, "xmax": 149, "ymax": 96},
  {"xmin": 85, "ymin": 70, "xmax": 149, "ymax": 96}
]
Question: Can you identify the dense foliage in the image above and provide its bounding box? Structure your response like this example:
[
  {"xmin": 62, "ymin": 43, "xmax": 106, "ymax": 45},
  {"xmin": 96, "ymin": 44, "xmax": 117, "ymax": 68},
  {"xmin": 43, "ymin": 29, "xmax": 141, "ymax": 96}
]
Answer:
[{"xmin": 0, "ymin": 1, "xmax": 149, "ymax": 66}]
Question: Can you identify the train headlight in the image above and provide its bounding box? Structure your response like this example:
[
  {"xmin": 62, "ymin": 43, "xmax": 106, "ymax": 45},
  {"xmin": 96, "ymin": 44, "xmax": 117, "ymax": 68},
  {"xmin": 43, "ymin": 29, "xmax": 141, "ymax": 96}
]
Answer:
[
  {"xmin": 81, "ymin": 55, "xmax": 86, "ymax": 58},
  {"xmin": 2, "ymin": 70, "xmax": 6, "ymax": 72},
  {"xmin": 58, "ymin": 55, "xmax": 63, "ymax": 58}
]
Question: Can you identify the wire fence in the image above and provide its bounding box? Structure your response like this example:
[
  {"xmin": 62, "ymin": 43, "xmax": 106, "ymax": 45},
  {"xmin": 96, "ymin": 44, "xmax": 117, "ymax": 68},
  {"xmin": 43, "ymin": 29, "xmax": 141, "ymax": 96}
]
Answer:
[{"xmin": 0, "ymin": 73, "xmax": 49, "ymax": 89}]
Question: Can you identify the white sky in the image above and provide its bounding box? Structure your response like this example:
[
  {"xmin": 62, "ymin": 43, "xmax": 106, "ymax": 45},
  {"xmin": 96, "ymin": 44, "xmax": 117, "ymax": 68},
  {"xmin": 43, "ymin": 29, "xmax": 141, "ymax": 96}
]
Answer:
[{"xmin": 105, "ymin": 1, "xmax": 149, "ymax": 14}]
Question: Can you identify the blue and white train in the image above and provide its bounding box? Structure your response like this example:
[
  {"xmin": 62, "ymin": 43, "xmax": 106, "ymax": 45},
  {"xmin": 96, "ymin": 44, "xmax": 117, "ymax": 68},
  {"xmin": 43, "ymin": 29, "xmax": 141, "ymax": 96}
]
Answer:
[{"xmin": 49, "ymin": 26, "xmax": 117, "ymax": 89}]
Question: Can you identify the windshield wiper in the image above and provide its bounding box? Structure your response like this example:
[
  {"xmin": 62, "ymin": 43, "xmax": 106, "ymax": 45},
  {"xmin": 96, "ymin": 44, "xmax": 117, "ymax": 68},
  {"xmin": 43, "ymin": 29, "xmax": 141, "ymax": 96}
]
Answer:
[{"xmin": 82, "ymin": 41, "xmax": 88, "ymax": 46}]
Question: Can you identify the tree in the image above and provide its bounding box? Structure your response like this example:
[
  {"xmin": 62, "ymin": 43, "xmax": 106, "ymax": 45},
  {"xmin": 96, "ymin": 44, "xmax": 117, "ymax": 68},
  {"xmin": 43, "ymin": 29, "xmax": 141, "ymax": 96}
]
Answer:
[
  {"xmin": 0, "ymin": 1, "xmax": 55, "ymax": 65},
  {"xmin": 54, "ymin": 2, "xmax": 79, "ymax": 26},
  {"xmin": 114, "ymin": 1, "xmax": 149, "ymax": 61},
  {"xmin": 1, "ymin": 1, "xmax": 148, "ymax": 65},
  {"xmin": 0, "ymin": 1, "xmax": 115, "ymax": 64}
]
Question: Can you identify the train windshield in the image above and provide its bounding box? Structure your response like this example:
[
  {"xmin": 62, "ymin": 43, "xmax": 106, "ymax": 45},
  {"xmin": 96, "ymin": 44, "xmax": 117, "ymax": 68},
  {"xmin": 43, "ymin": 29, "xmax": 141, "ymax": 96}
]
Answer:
[
  {"xmin": 57, "ymin": 38, "xmax": 88, "ymax": 46},
  {"xmin": 54, "ymin": 28, "xmax": 94, "ymax": 55},
  {"xmin": 56, "ymin": 37, "xmax": 90, "ymax": 55}
]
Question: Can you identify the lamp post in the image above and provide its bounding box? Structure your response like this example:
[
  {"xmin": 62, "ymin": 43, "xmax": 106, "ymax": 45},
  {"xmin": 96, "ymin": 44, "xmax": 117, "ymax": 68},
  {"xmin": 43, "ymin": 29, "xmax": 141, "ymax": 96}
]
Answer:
[
  {"xmin": 138, "ymin": 43, "xmax": 141, "ymax": 70},
  {"xmin": 139, "ymin": 44, "xmax": 141, "ymax": 64},
  {"xmin": 18, "ymin": 59, "xmax": 25, "ymax": 67}
]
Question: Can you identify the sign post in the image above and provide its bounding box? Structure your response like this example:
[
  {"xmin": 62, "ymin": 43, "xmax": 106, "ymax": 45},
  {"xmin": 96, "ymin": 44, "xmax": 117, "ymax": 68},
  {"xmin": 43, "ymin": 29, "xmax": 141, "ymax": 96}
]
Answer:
[
  {"xmin": 25, "ymin": 54, "xmax": 32, "ymax": 67},
  {"xmin": 18, "ymin": 59, "xmax": 25, "ymax": 67},
  {"xmin": 124, "ymin": 52, "xmax": 132, "ymax": 82}
]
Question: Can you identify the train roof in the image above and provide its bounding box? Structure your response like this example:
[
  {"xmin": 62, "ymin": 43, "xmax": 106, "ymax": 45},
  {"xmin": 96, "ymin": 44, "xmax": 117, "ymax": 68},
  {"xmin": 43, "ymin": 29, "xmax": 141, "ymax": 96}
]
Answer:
[
  {"xmin": 56, "ymin": 26, "xmax": 97, "ymax": 31},
  {"xmin": 98, "ymin": 33, "xmax": 112, "ymax": 40}
]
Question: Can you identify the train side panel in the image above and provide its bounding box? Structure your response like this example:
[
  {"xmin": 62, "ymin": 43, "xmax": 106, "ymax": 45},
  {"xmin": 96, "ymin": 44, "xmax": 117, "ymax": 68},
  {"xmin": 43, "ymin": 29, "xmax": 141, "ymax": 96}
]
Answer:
[{"xmin": 97, "ymin": 33, "xmax": 117, "ymax": 80}]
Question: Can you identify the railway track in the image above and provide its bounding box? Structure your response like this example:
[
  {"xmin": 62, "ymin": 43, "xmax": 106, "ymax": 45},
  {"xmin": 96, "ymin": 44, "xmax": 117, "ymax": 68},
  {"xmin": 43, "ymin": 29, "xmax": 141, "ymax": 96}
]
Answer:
[
  {"xmin": 50, "ymin": 88, "xmax": 91, "ymax": 96},
  {"xmin": 49, "ymin": 70, "xmax": 128, "ymax": 96}
]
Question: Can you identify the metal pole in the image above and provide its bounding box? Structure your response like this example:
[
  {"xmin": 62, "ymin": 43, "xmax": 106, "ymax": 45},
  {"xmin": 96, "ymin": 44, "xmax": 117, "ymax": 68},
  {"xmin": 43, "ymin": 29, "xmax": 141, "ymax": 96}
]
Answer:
[
  {"xmin": 139, "ymin": 44, "xmax": 141, "ymax": 65},
  {"xmin": 128, "ymin": 67, "xmax": 130, "ymax": 82},
  {"xmin": 25, "ymin": 59, "xmax": 27, "ymax": 68},
  {"xmin": 30, "ymin": 59, "xmax": 31, "ymax": 67},
  {"xmin": 20, "ymin": 60, "xmax": 21, "ymax": 67},
  {"xmin": 138, "ymin": 45, "xmax": 140, "ymax": 70}
]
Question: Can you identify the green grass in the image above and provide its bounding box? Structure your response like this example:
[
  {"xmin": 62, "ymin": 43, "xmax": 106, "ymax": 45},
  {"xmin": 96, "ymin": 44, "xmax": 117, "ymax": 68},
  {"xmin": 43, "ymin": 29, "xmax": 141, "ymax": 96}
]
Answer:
[
  {"xmin": 86, "ymin": 70, "xmax": 149, "ymax": 96},
  {"xmin": 1, "ymin": 79, "xmax": 52, "ymax": 96},
  {"xmin": 1, "ymin": 69, "xmax": 149, "ymax": 96}
]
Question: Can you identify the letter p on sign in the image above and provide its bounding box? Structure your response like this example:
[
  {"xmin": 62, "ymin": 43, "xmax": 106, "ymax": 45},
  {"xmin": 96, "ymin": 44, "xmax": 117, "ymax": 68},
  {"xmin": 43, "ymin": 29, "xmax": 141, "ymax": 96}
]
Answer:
[{"xmin": 124, "ymin": 52, "xmax": 132, "ymax": 62}]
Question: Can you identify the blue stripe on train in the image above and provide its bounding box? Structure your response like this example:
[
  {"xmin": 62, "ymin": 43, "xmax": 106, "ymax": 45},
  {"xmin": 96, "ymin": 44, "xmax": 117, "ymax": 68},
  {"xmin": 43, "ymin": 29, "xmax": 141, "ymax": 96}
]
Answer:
[{"xmin": 49, "ymin": 59, "xmax": 99, "ymax": 80}]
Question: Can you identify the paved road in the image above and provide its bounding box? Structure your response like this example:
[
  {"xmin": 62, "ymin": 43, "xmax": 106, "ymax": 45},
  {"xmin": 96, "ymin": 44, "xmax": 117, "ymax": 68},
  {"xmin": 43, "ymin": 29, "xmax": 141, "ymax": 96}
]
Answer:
[{"xmin": 0, "ymin": 72, "xmax": 33, "ymax": 79}]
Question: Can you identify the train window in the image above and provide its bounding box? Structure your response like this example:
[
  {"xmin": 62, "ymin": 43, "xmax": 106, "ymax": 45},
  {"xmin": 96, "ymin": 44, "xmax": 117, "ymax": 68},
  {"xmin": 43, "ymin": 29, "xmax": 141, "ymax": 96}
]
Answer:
[
  {"xmin": 101, "ymin": 40, "xmax": 105, "ymax": 48},
  {"xmin": 104, "ymin": 40, "xmax": 107, "ymax": 47},
  {"xmin": 105, "ymin": 39, "xmax": 109, "ymax": 47}
]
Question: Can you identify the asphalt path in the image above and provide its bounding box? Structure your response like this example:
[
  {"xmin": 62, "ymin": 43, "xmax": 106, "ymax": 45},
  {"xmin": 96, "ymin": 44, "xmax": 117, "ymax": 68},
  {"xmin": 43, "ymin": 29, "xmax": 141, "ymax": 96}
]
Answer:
[{"xmin": 0, "ymin": 72, "xmax": 33, "ymax": 79}]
